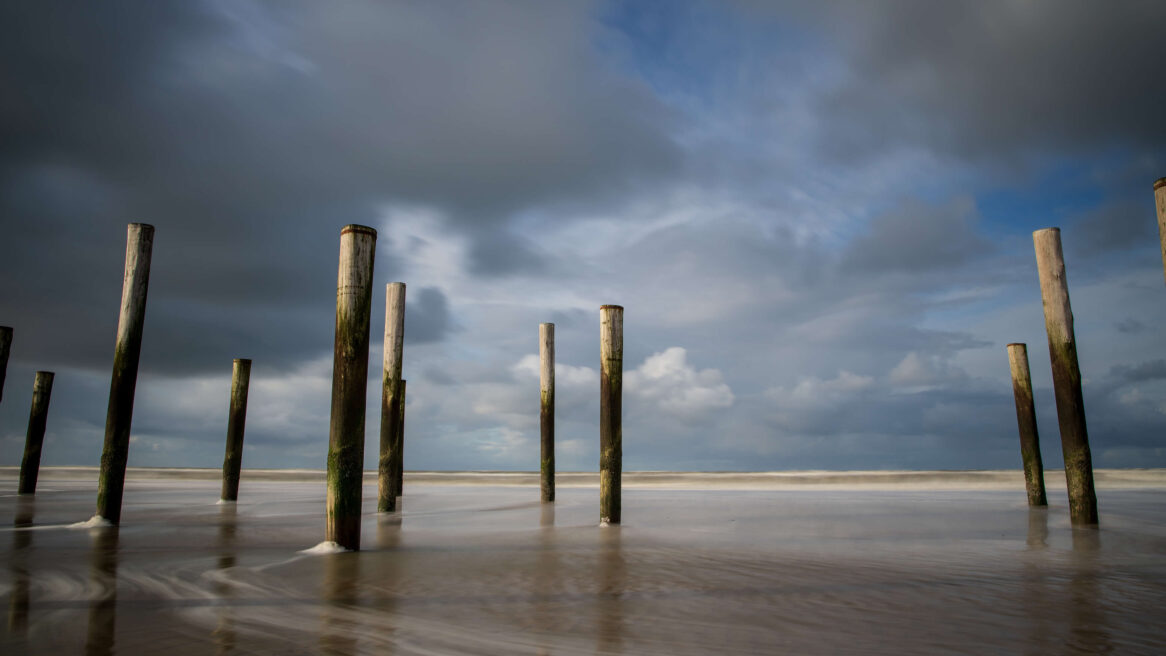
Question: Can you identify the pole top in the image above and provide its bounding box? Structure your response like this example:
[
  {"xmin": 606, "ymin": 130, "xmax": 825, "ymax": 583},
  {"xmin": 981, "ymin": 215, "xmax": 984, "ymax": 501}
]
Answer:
[
  {"xmin": 128, "ymin": 222, "xmax": 155, "ymax": 232},
  {"xmin": 341, "ymin": 224, "xmax": 377, "ymax": 238},
  {"xmin": 1006, "ymin": 342, "xmax": 1026, "ymax": 348},
  {"xmin": 1033, "ymin": 227, "xmax": 1060, "ymax": 236},
  {"xmin": 540, "ymin": 321, "xmax": 554, "ymax": 327},
  {"xmin": 600, "ymin": 304, "xmax": 624, "ymax": 311},
  {"xmin": 233, "ymin": 358, "xmax": 252, "ymax": 365},
  {"xmin": 1155, "ymin": 177, "xmax": 1166, "ymax": 191}
]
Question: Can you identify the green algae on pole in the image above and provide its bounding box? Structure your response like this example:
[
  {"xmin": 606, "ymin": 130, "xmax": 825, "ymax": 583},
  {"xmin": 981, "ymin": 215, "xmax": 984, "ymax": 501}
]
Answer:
[
  {"xmin": 599, "ymin": 306, "xmax": 623, "ymax": 525},
  {"xmin": 220, "ymin": 358, "xmax": 252, "ymax": 502},
  {"xmin": 96, "ymin": 223, "xmax": 154, "ymax": 524},
  {"xmin": 18, "ymin": 371, "xmax": 54, "ymax": 495},
  {"xmin": 326, "ymin": 225, "xmax": 377, "ymax": 550},
  {"xmin": 378, "ymin": 282, "xmax": 405, "ymax": 512},
  {"xmin": 1155, "ymin": 177, "xmax": 1166, "ymax": 285},
  {"xmin": 394, "ymin": 379, "xmax": 405, "ymax": 498},
  {"xmin": 1032, "ymin": 228, "xmax": 1098, "ymax": 526},
  {"xmin": 1006, "ymin": 344, "xmax": 1047, "ymax": 507},
  {"xmin": 0, "ymin": 326, "xmax": 11, "ymax": 405},
  {"xmin": 540, "ymin": 323, "xmax": 555, "ymax": 503}
]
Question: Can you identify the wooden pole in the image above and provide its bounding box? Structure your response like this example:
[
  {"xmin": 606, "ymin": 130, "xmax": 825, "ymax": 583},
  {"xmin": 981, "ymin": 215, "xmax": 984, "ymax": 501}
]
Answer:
[
  {"xmin": 0, "ymin": 326, "xmax": 12, "ymax": 405},
  {"xmin": 540, "ymin": 323, "xmax": 555, "ymax": 503},
  {"xmin": 18, "ymin": 371, "xmax": 54, "ymax": 495},
  {"xmin": 1033, "ymin": 228, "xmax": 1098, "ymax": 526},
  {"xmin": 96, "ymin": 223, "xmax": 154, "ymax": 524},
  {"xmin": 394, "ymin": 379, "xmax": 405, "ymax": 498},
  {"xmin": 1155, "ymin": 177, "xmax": 1166, "ymax": 285},
  {"xmin": 220, "ymin": 358, "xmax": 252, "ymax": 502},
  {"xmin": 599, "ymin": 305, "xmax": 623, "ymax": 525},
  {"xmin": 1006, "ymin": 344, "xmax": 1047, "ymax": 507},
  {"xmin": 325, "ymin": 225, "xmax": 377, "ymax": 550},
  {"xmin": 378, "ymin": 282, "xmax": 405, "ymax": 512}
]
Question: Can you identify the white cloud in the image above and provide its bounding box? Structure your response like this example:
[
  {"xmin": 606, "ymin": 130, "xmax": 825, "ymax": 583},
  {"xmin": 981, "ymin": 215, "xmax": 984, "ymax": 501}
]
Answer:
[{"xmin": 625, "ymin": 347, "xmax": 734, "ymax": 418}]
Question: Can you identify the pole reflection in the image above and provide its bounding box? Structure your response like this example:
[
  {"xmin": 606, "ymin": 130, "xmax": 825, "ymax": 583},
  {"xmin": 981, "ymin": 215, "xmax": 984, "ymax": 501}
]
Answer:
[
  {"xmin": 85, "ymin": 526, "xmax": 119, "ymax": 656},
  {"xmin": 214, "ymin": 504, "xmax": 238, "ymax": 655},
  {"xmin": 1068, "ymin": 528, "xmax": 1110, "ymax": 653},
  {"xmin": 8, "ymin": 497, "xmax": 34, "ymax": 637},
  {"xmin": 1022, "ymin": 508, "xmax": 1051, "ymax": 656},
  {"xmin": 320, "ymin": 553, "xmax": 361, "ymax": 655},
  {"xmin": 595, "ymin": 528, "xmax": 625, "ymax": 655}
]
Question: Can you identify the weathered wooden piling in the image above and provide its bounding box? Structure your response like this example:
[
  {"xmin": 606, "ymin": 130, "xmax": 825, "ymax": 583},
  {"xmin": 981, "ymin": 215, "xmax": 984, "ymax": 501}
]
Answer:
[
  {"xmin": 1033, "ymin": 228, "xmax": 1098, "ymax": 526},
  {"xmin": 540, "ymin": 323, "xmax": 555, "ymax": 503},
  {"xmin": 599, "ymin": 305, "xmax": 623, "ymax": 525},
  {"xmin": 220, "ymin": 358, "xmax": 252, "ymax": 502},
  {"xmin": 0, "ymin": 326, "xmax": 12, "ymax": 405},
  {"xmin": 325, "ymin": 225, "xmax": 376, "ymax": 550},
  {"xmin": 378, "ymin": 282, "xmax": 405, "ymax": 512},
  {"xmin": 18, "ymin": 371, "xmax": 54, "ymax": 495},
  {"xmin": 1006, "ymin": 344, "xmax": 1047, "ymax": 507},
  {"xmin": 1155, "ymin": 177, "xmax": 1166, "ymax": 284},
  {"xmin": 96, "ymin": 223, "xmax": 154, "ymax": 524},
  {"xmin": 393, "ymin": 379, "xmax": 405, "ymax": 498}
]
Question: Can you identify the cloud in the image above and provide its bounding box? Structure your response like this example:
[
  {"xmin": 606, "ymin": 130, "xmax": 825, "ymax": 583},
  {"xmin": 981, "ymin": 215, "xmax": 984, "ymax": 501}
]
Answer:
[
  {"xmin": 842, "ymin": 197, "xmax": 992, "ymax": 274},
  {"xmin": 625, "ymin": 347, "xmax": 734, "ymax": 418}
]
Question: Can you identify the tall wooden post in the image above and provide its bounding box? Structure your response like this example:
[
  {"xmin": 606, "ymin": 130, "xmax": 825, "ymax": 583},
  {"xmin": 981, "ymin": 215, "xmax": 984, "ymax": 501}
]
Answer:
[
  {"xmin": 378, "ymin": 282, "xmax": 405, "ymax": 512},
  {"xmin": 0, "ymin": 326, "xmax": 12, "ymax": 405},
  {"xmin": 220, "ymin": 358, "xmax": 252, "ymax": 502},
  {"xmin": 540, "ymin": 323, "xmax": 555, "ymax": 502},
  {"xmin": 599, "ymin": 305, "xmax": 623, "ymax": 525},
  {"xmin": 326, "ymin": 225, "xmax": 377, "ymax": 550},
  {"xmin": 1033, "ymin": 228, "xmax": 1098, "ymax": 525},
  {"xmin": 1006, "ymin": 344, "xmax": 1047, "ymax": 507},
  {"xmin": 96, "ymin": 223, "xmax": 154, "ymax": 524},
  {"xmin": 18, "ymin": 371, "xmax": 54, "ymax": 495},
  {"xmin": 393, "ymin": 380, "xmax": 406, "ymax": 498},
  {"xmin": 1155, "ymin": 177, "xmax": 1166, "ymax": 284}
]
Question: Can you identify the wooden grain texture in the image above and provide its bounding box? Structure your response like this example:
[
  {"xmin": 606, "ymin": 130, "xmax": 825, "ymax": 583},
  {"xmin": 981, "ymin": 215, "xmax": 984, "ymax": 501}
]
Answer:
[
  {"xmin": 0, "ymin": 326, "xmax": 11, "ymax": 405},
  {"xmin": 96, "ymin": 223, "xmax": 154, "ymax": 524},
  {"xmin": 18, "ymin": 371, "xmax": 54, "ymax": 494},
  {"xmin": 1006, "ymin": 344, "xmax": 1046, "ymax": 507},
  {"xmin": 220, "ymin": 359, "xmax": 252, "ymax": 502},
  {"xmin": 540, "ymin": 323, "xmax": 555, "ymax": 503},
  {"xmin": 379, "ymin": 282, "xmax": 405, "ymax": 512},
  {"xmin": 326, "ymin": 225, "xmax": 376, "ymax": 549},
  {"xmin": 1033, "ymin": 228, "xmax": 1097, "ymax": 526},
  {"xmin": 599, "ymin": 306, "xmax": 623, "ymax": 525},
  {"xmin": 1155, "ymin": 177, "xmax": 1166, "ymax": 284}
]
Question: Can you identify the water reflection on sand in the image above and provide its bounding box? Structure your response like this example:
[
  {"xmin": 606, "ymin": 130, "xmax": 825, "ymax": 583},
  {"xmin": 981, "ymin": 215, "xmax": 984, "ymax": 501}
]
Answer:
[{"xmin": 0, "ymin": 478, "xmax": 1165, "ymax": 654}]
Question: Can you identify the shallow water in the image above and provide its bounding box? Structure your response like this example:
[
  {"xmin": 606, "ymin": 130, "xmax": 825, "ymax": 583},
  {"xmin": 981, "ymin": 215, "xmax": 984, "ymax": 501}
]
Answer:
[{"xmin": 2, "ymin": 474, "xmax": 1165, "ymax": 655}]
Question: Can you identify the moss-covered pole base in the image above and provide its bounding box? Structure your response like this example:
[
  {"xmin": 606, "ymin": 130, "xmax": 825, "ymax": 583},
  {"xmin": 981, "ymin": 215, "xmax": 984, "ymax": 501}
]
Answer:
[
  {"xmin": 1033, "ymin": 228, "xmax": 1098, "ymax": 526},
  {"xmin": 378, "ymin": 282, "xmax": 405, "ymax": 512},
  {"xmin": 220, "ymin": 358, "xmax": 252, "ymax": 502},
  {"xmin": 1155, "ymin": 177, "xmax": 1166, "ymax": 285},
  {"xmin": 18, "ymin": 371, "xmax": 54, "ymax": 495},
  {"xmin": 96, "ymin": 223, "xmax": 154, "ymax": 525},
  {"xmin": 0, "ymin": 326, "xmax": 12, "ymax": 405},
  {"xmin": 1006, "ymin": 344, "xmax": 1047, "ymax": 507},
  {"xmin": 393, "ymin": 379, "xmax": 406, "ymax": 498},
  {"xmin": 540, "ymin": 323, "xmax": 555, "ymax": 503},
  {"xmin": 326, "ymin": 225, "xmax": 377, "ymax": 550},
  {"xmin": 599, "ymin": 306, "xmax": 623, "ymax": 525}
]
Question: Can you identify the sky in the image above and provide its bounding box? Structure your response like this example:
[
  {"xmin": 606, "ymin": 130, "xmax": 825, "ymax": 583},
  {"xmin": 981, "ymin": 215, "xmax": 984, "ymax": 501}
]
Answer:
[{"xmin": 1, "ymin": 0, "xmax": 1165, "ymax": 473}]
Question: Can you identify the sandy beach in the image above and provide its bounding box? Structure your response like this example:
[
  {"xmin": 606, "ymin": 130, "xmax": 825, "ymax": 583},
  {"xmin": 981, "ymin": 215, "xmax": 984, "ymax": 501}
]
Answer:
[{"xmin": 2, "ymin": 469, "xmax": 1165, "ymax": 654}]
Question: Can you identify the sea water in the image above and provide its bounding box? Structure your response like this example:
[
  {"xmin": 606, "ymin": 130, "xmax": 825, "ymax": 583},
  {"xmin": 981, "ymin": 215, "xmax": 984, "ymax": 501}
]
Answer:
[{"xmin": 2, "ymin": 469, "xmax": 1165, "ymax": 654}]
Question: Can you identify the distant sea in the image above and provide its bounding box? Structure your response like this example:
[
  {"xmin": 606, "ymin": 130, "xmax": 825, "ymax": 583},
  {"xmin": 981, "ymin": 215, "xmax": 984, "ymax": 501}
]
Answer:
[{"xmin": 3, "ymin": 467, "xmax": 1165, "ymax": 654}]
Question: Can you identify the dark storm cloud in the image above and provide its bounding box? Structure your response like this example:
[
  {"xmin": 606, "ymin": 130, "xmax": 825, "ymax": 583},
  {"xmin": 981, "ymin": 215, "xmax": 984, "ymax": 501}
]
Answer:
[
  {"xmin": 0, "ymin": 0, "xmax": 679, "ymax": 375},
  {"xmin": 405, "ymin": 287, "xmax": 454, "ymax": 345},
  {"xmin": 841, "ymin": 197, "xmax": 992, "ymax": 274},
  {"xmin": 1069, "ymin": 200, "xmax": 1158, "ymax": 259},
  {"xmin": 809, "ymin": 0, "xmax": 1166, "ymax": 162}
]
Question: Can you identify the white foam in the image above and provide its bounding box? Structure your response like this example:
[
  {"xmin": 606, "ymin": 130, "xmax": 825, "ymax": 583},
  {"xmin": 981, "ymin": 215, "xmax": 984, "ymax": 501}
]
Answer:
[
  {"xmin": 67, "ymin": 515, "xmax": 113, "ymax": 529},
  {"xmin": 215, "ymin": 499, "xmax": 236, "ymax": 506},
  {"xmin": 298, "ymin": 541, "xmax": 348, "ymax": 555}
]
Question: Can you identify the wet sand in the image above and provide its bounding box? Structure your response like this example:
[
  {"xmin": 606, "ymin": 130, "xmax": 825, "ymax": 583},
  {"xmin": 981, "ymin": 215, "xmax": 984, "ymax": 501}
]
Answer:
[{"xmin": 2, "ymin": 469, "xmax": 1165, "ymax": 654}]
